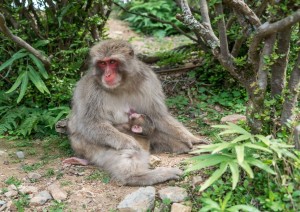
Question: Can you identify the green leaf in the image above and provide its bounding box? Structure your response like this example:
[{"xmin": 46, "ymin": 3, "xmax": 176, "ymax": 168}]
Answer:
[
  {"xmin": 200, "ymin": 162, "xmax": 228, "ymax": 191},
  {"xmin": 232, "ymin": 134, "xmax": 251, "ymax": 143},
  {"xmin": 185, "ymin": 154, "xmax": 231, "ymax": 173},
  {"xmin": 190, "ymin": 144, "xmax": 223, "ymax": 154},
  {"xmin": 228, "ymin": 205, "xmax": 260, "ymax": 212},
  {"xmin": 6, "ymin": 71, "xmax": 25, "ymax": 93},
  {"xmin": 200, "ymin": 198, "xmax": 220, "ymax": 210},
  {"xmin": 246, "ymin": 157, "xmax": 276, "ymax": 175},
  {"xmin": 244, "ymin": 142, "xmax": 272, "ymax": 153},
  {"xmin": 28, "ymin": 65, "xmax": 50, "ymax": 94},
  {"xmin": 255, "ymin": 135, "xmax": 270, "ymax": 146},
  {"xmin": 221, "ymin": 192, "xmax": 232, "ymax": 211},
  {"xmin": 29, "ymin": 54, "xmax": 48, "ymax": 79},
  {"xmin": 17, "ymin": 71, "xmax": 29, "ymax": 103},
  {"xmin": 235, "ymin": 145, "xmax": 244, "ymax": 165},
  {"xmin": 228, "ymin": 161, "xmax": 239, "ymax": 189},
  {"xmin": 211, "ymin": 142, "xmax": 233, "ymax": 154},
  {"xmin": 0, "ymin": 52, "xmax": 28, "ymax": 72},
  {"xmin": 240, "ymin": 161, "xmax": 254, "ymax": 178}
]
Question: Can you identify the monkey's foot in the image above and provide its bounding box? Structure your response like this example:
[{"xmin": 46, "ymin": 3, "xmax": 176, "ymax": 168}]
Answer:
[{"xmin": 62, "ymin": 157, "xmax": 89, "ymax": 166}]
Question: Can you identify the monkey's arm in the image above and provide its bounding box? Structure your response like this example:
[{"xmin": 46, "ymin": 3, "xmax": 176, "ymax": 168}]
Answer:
[{"xmin": 69, "ymin": 118, "xmax": 142, "ymax": 150}]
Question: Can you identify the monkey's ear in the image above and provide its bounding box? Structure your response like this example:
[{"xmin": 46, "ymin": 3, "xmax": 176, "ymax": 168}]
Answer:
[{"xmin": 131, "ymin": 125, "xmax": 143, "ymax": 134}]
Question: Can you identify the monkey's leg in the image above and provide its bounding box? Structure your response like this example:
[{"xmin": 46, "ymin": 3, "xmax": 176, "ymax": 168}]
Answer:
[
  {"xmin": 91, "ymin": 149, "xmax": 182, "ymax": 186},
  {"xmin": 150, "ymin": 115, "xmax": 203, "ymax": 153}
]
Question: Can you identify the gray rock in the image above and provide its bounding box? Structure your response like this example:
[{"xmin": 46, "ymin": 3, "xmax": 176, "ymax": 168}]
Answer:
[
  {"xmin": 4, "ymin": 190, "xmax": 18, "ymax": 198},
  {"xmin": 16, "ymin": 151, "xmax": 25, "ymax": 159},
  {"xmin": 28, "ymin": 172, "xmax": 42, "ymax": 180},
  {"xmin": 48, "ymin": 183, "xmax": 67, "ymax": 201},
  {"xmin": 117, "ymin": 186, "xmax": 156, "ymax": 212},
  {"xmin": 8, "ymin": 184, "xmax": 17, "ymax": 191},
  {"xmin": 158, "ymin": 187, "xmax": 188, "ymax": 203},
  {"xmin": 192, "ymin": 176, "xmax": 203, "ymax": 188},
  {"xmin": 149, "ymin": 155, "xmax": 161, "ymax": 167},
  {"xmin": 0, "ymin": 200, "xmax": 6, "ymax": 205},
  {"xmin": 19, "ymin": 185, "xmax": 38, "ymax": 194},
  {"xmin": 0, "ymin": 150, "xmax": 8, "ymax": 158},
  {"xmin": 30, "ymin": 191, "xmax": 52, "ymax": 206},
  {"xmin": 221, "ymin": 114, "xmax": 246, "ymax": 124},
  {"xmin": 171, "ymin": 203, "xmax": 192, "ymax": 212}
]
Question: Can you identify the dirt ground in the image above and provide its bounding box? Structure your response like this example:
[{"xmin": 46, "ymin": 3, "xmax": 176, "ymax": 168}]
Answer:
[
  {"xmin": 0, "ymin": 19, "xmax": 200, "ymax": 211},
  {"xmin": 0, "ymin": 139, "xmax": 191, "ymax": 211}
]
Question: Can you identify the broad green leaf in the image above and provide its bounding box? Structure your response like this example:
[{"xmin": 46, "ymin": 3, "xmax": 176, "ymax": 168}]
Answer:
[
  {"xmin": 235, "ymin": 145, "xmax": 244, "ymax": 165},
  {"xmin": 28, "ymin": 65, "xmax": 50, "ymax": 94},
  {"xmin": 227, "ymin": 122, "xmax": 251, "ymax": 135},
  {"xmin": 29, "ymin": 54, "xmax": 48, "ymax": 79},
  {"xmin": 200, "ymin": 198, "xmax": 220, "ymax": 210},
  {"xmin": 33, "ymin": 40, "xmax": 50, "ymax": 48},
  {"xmin": 280, "ymin": 148, "xmax": 300, "ymax": 162},
  {"xmin": 0, "ymin": 52, "xmax": 28, "ymax": 72},
  {"xmin": 228, "ymin": 161, "xmax": 239, "ymax": 189},
  {"xmin": 221, "ymin": 192, "xmax": 232, "ymax": 211},
  {"xmin": 186, "ymin": 154, "xmax": 218, "ymax": 162},
  {"xmin": 199, "ymin": 206, "xmax": 217, "ymax": 212},
  {"xmin": 255, "ymin": 135, "xmax": 270, "ymax": 146},
  {"xmin": 200, "ymin": 162, "xmax": 228, "ymax": 191},
  {"xmin": 232, "ymin": 134, "xmax": 251, "ymax": 143},
  {"xmin": 240, "ymin": 161, "xmax": 254, "ymax": 178},
  {"xmin": 247, "ymin": 157, "xmax": 276, "ymax": 175},
  {"xmin": 244, "ymin": 143, "xmax": 272, "ymax": 153},
  {"xmin": 6, "ymin": 71, "xmax": 25, "ymax": 93},
  {"xmin": 228, "ymin": 205, "xmax": 260, "ymax": 212},
  {"xmin": 211, "ymin": 142, "xmax": 232, "ymax": 154},
  {"xmin": 190, "ymin": 144, "xmax": 223, "ymax": 154},
  {"xmin": 212, "ymin": 124, "xmax": 231, "ymax": 129},
  {"xmin": 17, "ymin": 71, "xmax": 29, "ymax": 103},
  {"xmin": 185, "ymin": 155, "xmax": 231, "ymax": 173}
]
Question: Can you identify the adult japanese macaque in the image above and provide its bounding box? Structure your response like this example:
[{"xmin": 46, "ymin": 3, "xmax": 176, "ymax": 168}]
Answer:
[
  {"xmin": 67, "ymin": 39, "xmax": 201, "ymax": 186},
  {"xmin": 115, "ymin": 112, "xmax": 155, "ymax": 151}
]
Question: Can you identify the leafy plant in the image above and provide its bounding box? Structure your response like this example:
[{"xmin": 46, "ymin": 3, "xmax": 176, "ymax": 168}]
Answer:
[
  {"xmin": 0, "ymin": 45, "xmax": 50, "ymax": 103},
  {"xmin": 117, "ymin": 0, "xmax": 186, "ymax": 37},
  {"xmin": 200, "ymin": 192, "xmax": 259, "ymax": 212},
  {"xmin": 186, "ymin": 123, "xmax": 299, "ymax": 191}
]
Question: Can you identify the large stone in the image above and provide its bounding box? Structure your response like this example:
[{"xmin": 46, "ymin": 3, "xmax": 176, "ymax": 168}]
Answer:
[
  {"xmin": 28, "ymin": 172, "xmax": 42, "ymax": 180},
  {"xmin": 221, "ymin": 114, "xmax": 246, "ymax": 124},
  {"xmin": 48, "ymin": 183, "xmax": 68, "ymax": 201},
  {"xmin": 117, "ymin": 186, "xmax": 156, "ymax": 212},
  {"xmin": 158, "ymin": 187, "xmax": 188, "ymax": 203},
  {"xmin": 149, "ymin": 155, "xmax": 161, "ymax": 167},
  {"xmin": 4, "ymin": 190, "xmax": 18, "ymax": 198},
  {"xmin": 19, "ymin": 185, "xmax": 38, "ymax": 194},
  {"xmin": 171, "ymin": 203, "xmax": 192, "ymax": 212},
  {"xmin": 30, "ymin": 191, "xmax": 52, "ymax": 206},
  {"xmin": 16, "ymin": 151, "xmax": 25, "ymax": 159}
]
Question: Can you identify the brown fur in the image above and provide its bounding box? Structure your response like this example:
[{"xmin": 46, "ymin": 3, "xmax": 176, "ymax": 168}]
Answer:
[
  {"xmin": 68, "ymin": 39, "xmax": 200, "ymax": 185},
  {"xmin": 115, "ymin": 113, "xmax": 155, "ymax": 151}
]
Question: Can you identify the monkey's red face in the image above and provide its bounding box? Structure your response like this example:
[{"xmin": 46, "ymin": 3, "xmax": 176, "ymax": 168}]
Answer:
[{"xmin": 97, "ymin": 58, "xmax": 122, "ymax": 89}]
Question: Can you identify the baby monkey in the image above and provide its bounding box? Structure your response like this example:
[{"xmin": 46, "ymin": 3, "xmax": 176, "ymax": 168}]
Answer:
[
  {"xmin": 115, "ymin": 112, "xmax": 155, "ymax": 151},
  {"xmin": 63, "ymin": 112, "xmax": 155, "ymax": 165}
]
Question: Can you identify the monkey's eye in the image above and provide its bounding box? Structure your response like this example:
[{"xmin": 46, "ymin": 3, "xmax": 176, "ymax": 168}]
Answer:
[
  {"xmin": 109, "ymin": 60, "xmax": 117, "ymax": 64},
  {"xmin": 98, "ymin": 61, "xmax": 106, "ymax": 65}
]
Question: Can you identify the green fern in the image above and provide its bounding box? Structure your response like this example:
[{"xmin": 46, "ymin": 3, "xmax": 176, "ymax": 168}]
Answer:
[{"xmin": 0, "ymin": 102, "xmax": 70, "ymax": 138}]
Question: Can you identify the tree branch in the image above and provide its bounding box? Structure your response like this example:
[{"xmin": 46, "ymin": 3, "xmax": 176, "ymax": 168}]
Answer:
[
  {"xmin": 178, "ymin": 0, "xmax": 219, "ymax": 53},
  {"xmin": 215, "ymin": 2, "xmax": 230, "ymax": 59},
  {"xmin": 271, "ymin": 27, "xmax": 292, "ymax": 97},
  {"xmin": 199, "ymin": 0, "xmax": 213, "ymax": 31},
  {"xmin": 249, "ymin": 9, "xmax": 300, "ymax": 65},
  {"xmin": 223, "ymin": 0, "xmax": 261, "ymax": 28},
  {"xmin": 281, "ymin": 48, "xmax": 300, "ymax": 125},
  {"xmin": 0, "ymin": 13, "xmax": 51, "ymax": 68},
  {"xmin": 257, "ymin": 34, "xmax": 276, "ymax": 92}
]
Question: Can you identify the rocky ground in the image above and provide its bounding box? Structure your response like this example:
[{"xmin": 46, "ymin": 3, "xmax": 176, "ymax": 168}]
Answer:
[{"xmin": 0, "ymin": 19, "xmax": 205, "ymax": 212}]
